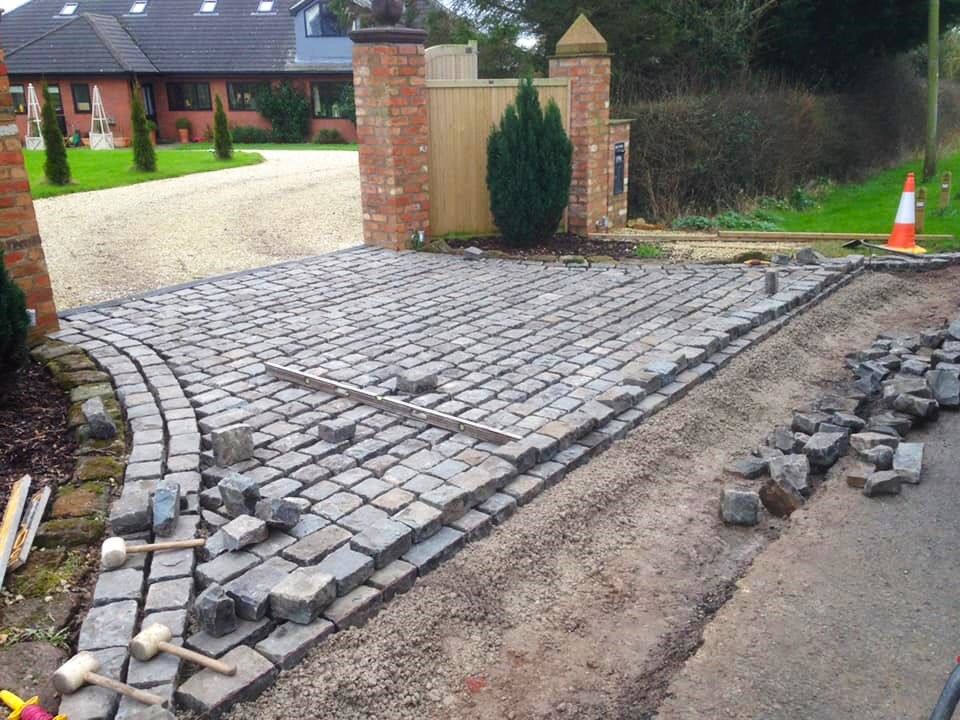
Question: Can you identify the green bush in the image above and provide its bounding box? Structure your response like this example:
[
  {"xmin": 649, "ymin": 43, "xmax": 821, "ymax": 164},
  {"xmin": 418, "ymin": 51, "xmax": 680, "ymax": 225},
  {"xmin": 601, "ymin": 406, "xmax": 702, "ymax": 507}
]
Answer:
[
  {"xmin": 175, "ymin": 117, "xmax": 192, "ymax": 131},
  {"xmin": 213, "ymin": 95, "xmax": 233, "ymax": 160},
  {"xmin": 255, "ymin": 82, "xmax": 311, "ymax": 143},
  {"xmin": 314, "ymin": 129, "xmax": 346, "ymax": 144},
  {"xmin": 231, "ymin": 126, "xmax": 272, "ymax": 144},
  {"xmin": 715, "ymin": 211, "xmax": 779, "ymax": 231},
  {"xmin": 486, "ymin": 77, "xmax": 572, "ymax": 247},
  {"xmin": 0, "ymin": 250, "xmax": 29, "ymax": 374},
  {"xmin": 131, "ymin": 86, "xmax": 156, "ymax": 172},
  {"xmin": 40, "ymin": 86, "xmax": 70, "ymax": 186},
  {"xmin": 671, "ymin": 215, "xmax": 715, "ymax": 231}
]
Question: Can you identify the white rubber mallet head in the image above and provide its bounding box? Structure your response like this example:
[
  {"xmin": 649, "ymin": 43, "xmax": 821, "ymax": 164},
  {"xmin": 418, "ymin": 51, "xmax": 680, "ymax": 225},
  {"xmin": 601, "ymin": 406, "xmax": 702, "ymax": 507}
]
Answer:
[
  {"xmin": 130, "ymin": 624, "xmax": 237, "ymax": 675},
  {"xmin": 101, "ymin": 536, "xmax": 206, "ymax": 570},
  {"xmin": 53, "ymin": 652, "xmax": 166, "ymax": 706}
]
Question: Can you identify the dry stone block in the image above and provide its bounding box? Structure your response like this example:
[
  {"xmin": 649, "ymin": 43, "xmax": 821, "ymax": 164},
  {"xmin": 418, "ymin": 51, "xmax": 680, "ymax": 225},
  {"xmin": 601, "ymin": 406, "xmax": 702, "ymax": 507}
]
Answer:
[
  {"xmin": 195, "ymin": 583, "xmax": 238, "ymax": 638},
  {"xmin": 82, "ymin": 396, "xmax": 117, "ymax": 440},
  {"xmin": 720, "ymin": 489, "xmax": 760, "ymax": 526},
  {"xmin": 254, "ymin": 497, "xmax": 301, "ymax": 530},
  {"xmin": 768, "ymin": 455, "xmax": 810, "ymax": 496},
  {"xmin": 224, "ymin": 557, "xmax": 295, "ymax": 621},
  {"xmin": 269, "ymin": 568, "xmax": 336, "ymax": 624},
  {"xmin": 803, "ymin": 432, "xmax": 847, "ymax": 469},
  {"xmin": 927, "ymin": 368, "xmax": 960, "ymax": 408},
  {"xmin": 255, "ymin": 619, "xmax": 335, "ymax": 670},
  {"xmin": 759, "ymin": 478, "xmax": 804, "ymax": 518},
  {"xmin": 152, "ymin": 482, "xmax": 180, "ymax": 538},
  {"xmin": 322, "ymin": 585, "xmax": 382, "ymax": 630},
  {"xmin": 212, "ymin": 424, "xmax": 254, "ymax": 467},
  {"xmin": 893, "ymin": 442, "xmax": 924, "ymax": 484},
  {"xmin": 863, "ymin": 470, "xmax": 904, "ymax": 497},
  {"xmin": 350, "ymin": 519, "xmax": 413, "ymax": 569},
  {"xmin": 218, "ymin": 473, "xmax": 260, "ymax": 518},
  {"xmin": 222, "ymin": 515, "xmax": 268, "ymax": 551}
]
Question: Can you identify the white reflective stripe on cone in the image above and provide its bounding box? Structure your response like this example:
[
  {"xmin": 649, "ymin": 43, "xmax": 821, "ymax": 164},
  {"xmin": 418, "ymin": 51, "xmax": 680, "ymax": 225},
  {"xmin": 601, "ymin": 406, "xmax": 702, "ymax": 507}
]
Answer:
[{"xmin": 894, "ymin": 191, "xmax": 916, "ymax": 224}]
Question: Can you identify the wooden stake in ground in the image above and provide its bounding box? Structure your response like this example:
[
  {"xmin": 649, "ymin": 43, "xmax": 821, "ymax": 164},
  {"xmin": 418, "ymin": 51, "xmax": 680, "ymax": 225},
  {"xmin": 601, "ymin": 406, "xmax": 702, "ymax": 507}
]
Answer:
[
  {"xmin": 916, "ymin": 187, "xmax": 927, "ymax": 234},
  {"xmin": 8, "ymin": 485, "xmax": 51, "ymax": 571},
  {"xmin": 0, "ymin": 476, "xmax": 31, "ymax": 590}
]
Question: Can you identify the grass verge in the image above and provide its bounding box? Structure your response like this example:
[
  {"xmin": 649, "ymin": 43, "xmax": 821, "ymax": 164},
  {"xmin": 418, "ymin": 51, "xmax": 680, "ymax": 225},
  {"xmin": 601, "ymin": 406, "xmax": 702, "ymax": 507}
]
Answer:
[
  {"xmin": 25, "ymin": 147, "xmax": 264, "ymax": 199},
  {"xmin": 170, "ymin": 142, "xmax": 358, "ymax": 152}
]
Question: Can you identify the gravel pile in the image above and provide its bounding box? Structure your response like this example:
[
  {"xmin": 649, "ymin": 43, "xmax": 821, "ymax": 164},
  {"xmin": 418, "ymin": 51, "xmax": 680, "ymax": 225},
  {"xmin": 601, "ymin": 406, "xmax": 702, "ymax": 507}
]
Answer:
[{"xmin": 35, "ymin": 150, "xmax": 362, "ymax": 309}]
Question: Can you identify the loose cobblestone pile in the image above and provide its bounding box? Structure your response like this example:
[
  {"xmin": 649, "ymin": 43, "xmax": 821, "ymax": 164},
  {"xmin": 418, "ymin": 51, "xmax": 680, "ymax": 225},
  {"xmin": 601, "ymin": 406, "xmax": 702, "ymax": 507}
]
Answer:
[{"xmin": 49, "ymin": 247, "xmax": 960, "ymax": 718}]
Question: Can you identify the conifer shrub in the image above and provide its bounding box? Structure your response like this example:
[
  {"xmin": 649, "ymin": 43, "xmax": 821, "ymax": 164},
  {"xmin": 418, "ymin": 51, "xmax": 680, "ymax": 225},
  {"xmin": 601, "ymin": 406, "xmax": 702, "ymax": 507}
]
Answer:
[
  {"xmin": 0, "ymin": 250, "xmax": 29, "ymax": 374},
  {"xmin": 131, "ymin": 86, "xmax": 157, "ymax": 172},
  {"xmin": 213, "ymin": 94, "xmax": 233, "ymax": 159},
  {"xmin": 41, "ymin": 86, "xmax": 70, "ymax": 185},
  {"xmin": 486, "ymin": 77, "xmax": 572, "ymax": 247}
]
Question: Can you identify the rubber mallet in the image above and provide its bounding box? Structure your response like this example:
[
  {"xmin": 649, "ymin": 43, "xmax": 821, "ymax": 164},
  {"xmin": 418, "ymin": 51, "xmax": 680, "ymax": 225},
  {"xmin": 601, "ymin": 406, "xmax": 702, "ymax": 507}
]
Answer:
[
  {"xmin": 53, "ymin": 652, "xmax": 165, "ymax": 706},
  {"xmin": 130, "ymin": 624, "xmax": 236, "ymax": 676},
  {"xmin": 101, "ymin": 536, "xmax": 205, "ymax": 570}
]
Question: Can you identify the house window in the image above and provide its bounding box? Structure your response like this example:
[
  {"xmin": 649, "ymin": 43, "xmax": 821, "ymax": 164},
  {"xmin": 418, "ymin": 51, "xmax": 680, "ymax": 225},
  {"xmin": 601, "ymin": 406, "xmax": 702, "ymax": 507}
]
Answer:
[
  {"xmin": 198, "ymin": 0, "xmax": 217, "ymax": 12},
  {"xmin": 256, "ymin": 0, "xmax": 274, "ymax": 12},
  {"xmin": 227, "ymin": 82, "xmax": 264, "ymax": 111},
  {"xmin": 312, "ymin": 82, "xmax": 349, "ymax": 118},
  {"xmin": 46, "ymin": 84, "xmax": 64, "ymax": 113},
  {"xmin": 10, "ymin": 85, "xmax": 25, "ymax": 114},
  {"xmin": 72, "ymin": 83, "xmax": 91, "ymax": 113},
  {"xmin": 304, "ymin": 2, "xmax": 344, "ymax": 37},
  {"xmin": 167, "ymin": 82, "xmax": 212, "ymax": 111},
  {"xmin": 58, "ymin": 2, "xmax": 78, "ymax": 15},
  {"xmin": 129, "ymin": 0, "xmax": 147, "ymax": 13}
]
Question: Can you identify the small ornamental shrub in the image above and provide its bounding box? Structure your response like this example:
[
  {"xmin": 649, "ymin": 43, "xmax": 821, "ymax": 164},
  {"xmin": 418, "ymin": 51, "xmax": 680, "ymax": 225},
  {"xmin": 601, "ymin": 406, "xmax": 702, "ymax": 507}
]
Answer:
[
  {"xmin": 231, "ymin": 126, "xmax": 273, "ymax": 144},
  {"xmin": 314, "ymin": 128, "xmax": 346, "ymax": 144},
  {"xmin": 0, "ymin": 250, "xmax": 29, "ymax": 374},
  {"xmin": 41, "ymin": 86, "xmax": 70, "ymax": 185},
  {"xmin": 131, "ymin": 86, "xmax": 157, "ymax": 172},
  {"xmin": 213, "ymin": 95, "xmax": 233, "ymax": 159},
  {"xmin": 486, "ymin": 77, "xmax": 572, "ymax": 247},
  {"xmin": 255, "ymin": 82, "xmax": 311, "ymax": 143},
  {"xmin": 175, "ymin": 117, "xmax": 192, "ymax": 131}
]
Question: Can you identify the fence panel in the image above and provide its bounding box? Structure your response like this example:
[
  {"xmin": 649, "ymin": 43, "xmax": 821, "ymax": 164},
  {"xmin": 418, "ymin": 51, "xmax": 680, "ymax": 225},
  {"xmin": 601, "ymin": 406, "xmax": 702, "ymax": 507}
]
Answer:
[{"xmin": 427, "ymin": 79, "xmax": 570, "ymax": 237}]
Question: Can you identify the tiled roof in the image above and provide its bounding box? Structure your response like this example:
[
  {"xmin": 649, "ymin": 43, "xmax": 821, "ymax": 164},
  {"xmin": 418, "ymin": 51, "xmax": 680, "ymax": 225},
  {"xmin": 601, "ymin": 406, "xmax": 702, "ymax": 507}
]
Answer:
[{"xmin": 0, "ymin": 0, "xmax": 388, "ymax": 75}]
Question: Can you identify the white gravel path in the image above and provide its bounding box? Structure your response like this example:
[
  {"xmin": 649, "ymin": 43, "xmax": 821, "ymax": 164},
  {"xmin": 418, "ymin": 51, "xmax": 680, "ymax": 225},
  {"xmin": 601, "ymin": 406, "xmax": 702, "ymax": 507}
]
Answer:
[{"xmin": 35, "ymin": 149, "xmax": 362, "ymax": 309}]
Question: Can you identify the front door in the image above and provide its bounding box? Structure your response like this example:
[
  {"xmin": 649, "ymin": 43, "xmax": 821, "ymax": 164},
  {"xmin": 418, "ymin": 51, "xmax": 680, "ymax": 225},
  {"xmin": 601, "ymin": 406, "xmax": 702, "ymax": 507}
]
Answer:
[
  {"xmin": 141, "ymin": 83, "xmax": 157, "ymax": 123},
  {"xmin": 46, "ymin": 83, "xmax": 68, "ymax": 135}
]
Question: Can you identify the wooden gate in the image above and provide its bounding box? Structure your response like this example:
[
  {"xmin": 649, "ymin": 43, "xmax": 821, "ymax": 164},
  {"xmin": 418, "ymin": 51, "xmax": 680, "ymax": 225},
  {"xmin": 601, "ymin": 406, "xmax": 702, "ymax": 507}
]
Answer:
[{"xmin": 427, "ymin": 78, "xmax": 570, "ymax": 237}]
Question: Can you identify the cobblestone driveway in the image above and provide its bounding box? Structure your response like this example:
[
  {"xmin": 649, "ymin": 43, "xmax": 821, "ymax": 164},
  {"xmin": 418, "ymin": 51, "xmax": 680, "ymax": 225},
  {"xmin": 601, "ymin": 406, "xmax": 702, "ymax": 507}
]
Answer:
[{"xmin": 53, "ymin": 248, "xmax": 863, "ymax": 718}]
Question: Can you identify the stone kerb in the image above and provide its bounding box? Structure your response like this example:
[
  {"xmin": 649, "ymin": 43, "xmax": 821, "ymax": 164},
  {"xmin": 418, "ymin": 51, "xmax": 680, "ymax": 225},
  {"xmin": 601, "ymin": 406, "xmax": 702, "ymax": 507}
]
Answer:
[{"xmin": 0, "ymin": 49, "xmax": 58, "ymax": 336}]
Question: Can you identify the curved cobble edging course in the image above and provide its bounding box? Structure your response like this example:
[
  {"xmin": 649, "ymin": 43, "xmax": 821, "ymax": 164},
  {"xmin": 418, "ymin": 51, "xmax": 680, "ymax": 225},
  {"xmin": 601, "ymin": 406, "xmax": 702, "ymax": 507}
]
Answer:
[{"xmin": 48, "ymin": 247, "xmax": 960, "ymax": 719}]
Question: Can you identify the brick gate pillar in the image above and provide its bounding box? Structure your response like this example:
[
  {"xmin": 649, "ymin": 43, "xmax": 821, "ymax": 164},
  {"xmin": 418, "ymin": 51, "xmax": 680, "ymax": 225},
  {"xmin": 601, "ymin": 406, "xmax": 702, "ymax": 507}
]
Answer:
[
  {"xmin": 0, "ymin": 50, "xmax": 58, "ymax": 336},
  {"xmin": 350, "ymin": 25, "xmax": 430, "ymax": 250},
  {"xmin": 549, "ymin": 15, "xmax": 613, "ymax": 235}
]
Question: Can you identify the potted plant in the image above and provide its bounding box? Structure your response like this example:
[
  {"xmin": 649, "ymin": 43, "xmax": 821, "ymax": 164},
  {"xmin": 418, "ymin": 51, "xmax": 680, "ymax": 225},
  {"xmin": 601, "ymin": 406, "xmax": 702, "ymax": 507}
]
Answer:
[{"xmin": 175, "ymin": 117, "xmax": 191, "ymax": 144}]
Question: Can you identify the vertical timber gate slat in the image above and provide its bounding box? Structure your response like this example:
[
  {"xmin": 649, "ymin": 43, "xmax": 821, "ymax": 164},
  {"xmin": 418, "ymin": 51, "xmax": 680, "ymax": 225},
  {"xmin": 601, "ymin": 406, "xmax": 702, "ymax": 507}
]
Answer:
[{"xmin": 426, "ymin": 79, "xmax": 571, "ymax": 237}]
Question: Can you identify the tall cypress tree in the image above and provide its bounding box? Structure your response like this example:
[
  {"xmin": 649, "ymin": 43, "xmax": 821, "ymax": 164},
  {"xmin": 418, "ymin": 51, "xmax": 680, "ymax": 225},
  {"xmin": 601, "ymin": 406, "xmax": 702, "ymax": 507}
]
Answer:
[
  {"xmin": 213, "ymin": 94, "xmax": 233, "ymax": 159},
  {"xmin": 486, "ymin": 77, "xmax": 572, "ymax": 246},
  {"xmin": 131, "ymin": 85, "xmax": 157, "ymax": 172},
  {"xmin": 40, "ymin": 85, "xmax": 70, "ymax": 185},
  {"xmin": 0, "ymin": 250, "xmax": 29, "ymax": 374}
]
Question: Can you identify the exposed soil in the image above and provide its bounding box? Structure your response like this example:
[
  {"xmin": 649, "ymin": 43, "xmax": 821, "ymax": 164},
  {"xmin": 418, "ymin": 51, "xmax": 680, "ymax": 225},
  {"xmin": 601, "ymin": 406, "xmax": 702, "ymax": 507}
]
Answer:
[
  {"xmin": 222, "ymin": 268, "xmax": 960, "ymax": 720},
  {"xmin": 447, "ymin": 234, "xmax": 646, "ymax": 260},
  {"xmin": 0, "ymin": 361, "xmax": 76, "ymax": 508}
]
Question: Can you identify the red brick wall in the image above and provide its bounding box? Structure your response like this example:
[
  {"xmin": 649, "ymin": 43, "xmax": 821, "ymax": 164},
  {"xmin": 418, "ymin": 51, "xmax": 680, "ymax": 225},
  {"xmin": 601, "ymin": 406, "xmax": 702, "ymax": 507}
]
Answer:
[
  {"xmin": 12, "ymin": 75, "xmax": 359, "ymax": 145},
  {"xmin": 352, "ymin": 40, "xmax": 430, "ymax": 249},
  {"xmin": 608, "ymin": 120, "xmax": 630, "ymax": 228},
  {"xmin": 154, "ymin": 76, "xmax": 357, "ymax": 144},
  {"xmin": 0, "ymin": 55, "xmax": 59, "ymax": 336},
  {"xmin": 12, "ymin": 76, "xmax": 132, "ymax": 143},
  {"xmin": 549, "ymin": 54, "xmax": 612, "ymax": 235}
]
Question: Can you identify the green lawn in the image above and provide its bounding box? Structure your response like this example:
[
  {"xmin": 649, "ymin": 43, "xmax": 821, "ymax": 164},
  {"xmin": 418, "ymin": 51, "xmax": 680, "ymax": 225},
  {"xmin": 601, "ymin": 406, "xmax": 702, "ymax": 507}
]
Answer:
[
  {"xmin": 170, "ymin": 142, "xmax": 357, "ymax": 152},
  {"xmin": 770, "ymin": 149, "xmax": 960, "ymax": 253},
  {"xmin": 25, "ymin": 147, "xmax": 264, "ymax": 199}
]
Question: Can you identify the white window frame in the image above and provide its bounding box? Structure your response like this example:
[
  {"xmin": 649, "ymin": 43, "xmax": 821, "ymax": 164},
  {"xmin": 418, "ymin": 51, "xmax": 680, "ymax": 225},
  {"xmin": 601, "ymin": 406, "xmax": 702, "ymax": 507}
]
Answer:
[
  {"xmin": 58, "ymin": 2, "xmax": 78, "ymax": 15},
  {"xmin": 129, "ymin": 0, "xmax": 147, "ymax": 13},
  {"xmin": 199, "ymin": 0, "xmax": 217, "ymax": 13}
]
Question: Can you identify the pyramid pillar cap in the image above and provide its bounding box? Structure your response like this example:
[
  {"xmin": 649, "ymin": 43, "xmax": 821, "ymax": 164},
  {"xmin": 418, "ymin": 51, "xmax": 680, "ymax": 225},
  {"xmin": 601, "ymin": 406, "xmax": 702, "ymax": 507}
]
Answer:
[{"xmin": 554, "ymin": 14, "xmax": 609, "ymax": 57}]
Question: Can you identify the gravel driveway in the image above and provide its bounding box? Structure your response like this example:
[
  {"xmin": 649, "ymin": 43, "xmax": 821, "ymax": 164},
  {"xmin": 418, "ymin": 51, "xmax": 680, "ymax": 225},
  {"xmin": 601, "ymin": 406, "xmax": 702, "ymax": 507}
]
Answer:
[{"xmin": 35, "ymin": 149, "xmax": 361, "ymax": 309}]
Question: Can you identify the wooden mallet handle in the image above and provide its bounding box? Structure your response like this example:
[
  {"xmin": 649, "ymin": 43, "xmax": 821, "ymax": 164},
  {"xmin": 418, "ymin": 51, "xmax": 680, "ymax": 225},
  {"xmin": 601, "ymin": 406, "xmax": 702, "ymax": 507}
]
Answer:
[
  {"xmin": 127, "ymin": 538, "xmax": 205, "ymax": 554},
  {"xmin": 85, "ymin": 672, "xmax": 165, "ymax": 706},
  {"xmin": 158, "ymin": 641, "xmax": 237, "ymax": 675}
]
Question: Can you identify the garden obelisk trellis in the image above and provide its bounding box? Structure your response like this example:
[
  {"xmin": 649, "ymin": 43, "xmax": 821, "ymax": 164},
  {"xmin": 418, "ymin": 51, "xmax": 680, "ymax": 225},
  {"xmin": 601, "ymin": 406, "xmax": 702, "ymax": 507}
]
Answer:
[
  {"xmin": 24, "ymin": 83, "xmax": 43, "ymax": 150},
  {"xmin": 89, "ymin": 85, "xmax": 115, "ymax": 150}
]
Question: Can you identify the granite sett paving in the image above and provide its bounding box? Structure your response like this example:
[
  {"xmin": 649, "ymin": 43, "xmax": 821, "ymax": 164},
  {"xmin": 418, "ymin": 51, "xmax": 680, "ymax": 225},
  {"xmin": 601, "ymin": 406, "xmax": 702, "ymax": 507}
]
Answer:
[{"xmin": 52, "ymin": 246, "xmax": 883, "ymax": 718}]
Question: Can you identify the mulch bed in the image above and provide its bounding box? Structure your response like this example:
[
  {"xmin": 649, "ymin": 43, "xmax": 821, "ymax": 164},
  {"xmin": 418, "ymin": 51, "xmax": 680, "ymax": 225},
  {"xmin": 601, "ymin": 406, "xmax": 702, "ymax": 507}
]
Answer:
[
  {"xmin": 0, "ymin": 361, "xmax": 76, "ymax": 508},
  {"xmin": 447, "ymin": 233, "xmax": 645, "ymax": 260}
]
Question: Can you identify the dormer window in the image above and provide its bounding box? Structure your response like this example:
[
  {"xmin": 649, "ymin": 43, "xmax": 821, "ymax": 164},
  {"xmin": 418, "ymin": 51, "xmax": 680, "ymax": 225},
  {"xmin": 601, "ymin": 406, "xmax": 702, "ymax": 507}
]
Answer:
[
  {"xmin": 256, "ymin": 0, "xmax": 275, "ymax": 12},
  {"xmin": 129, "ymin": 0, "xmax": 147, "ymax": 13},
  {"xmin": 58, "ymin": 2, "xmax": 78, "ymax": 15},
  {"xmin": 198, "ymin": 0, "xmax": 217, "ymax": 13},
  {"xmin": 304, "ymin": 1, "xmax": 344, "ymax": 37}
]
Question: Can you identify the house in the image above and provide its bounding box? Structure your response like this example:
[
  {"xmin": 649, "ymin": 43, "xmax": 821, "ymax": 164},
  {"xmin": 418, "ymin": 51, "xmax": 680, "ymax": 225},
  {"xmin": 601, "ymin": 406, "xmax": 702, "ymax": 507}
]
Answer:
[{"xmin": 0, "ymin": 0, "xmax": 444, "ymax": 144}]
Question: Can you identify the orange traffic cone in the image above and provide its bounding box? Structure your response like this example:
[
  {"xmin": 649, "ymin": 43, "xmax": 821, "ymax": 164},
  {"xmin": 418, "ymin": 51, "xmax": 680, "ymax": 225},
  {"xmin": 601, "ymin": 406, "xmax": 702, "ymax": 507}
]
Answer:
[{"xmin": 885, "ymin": 172, "xmax": 927, "ymax": 254}]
